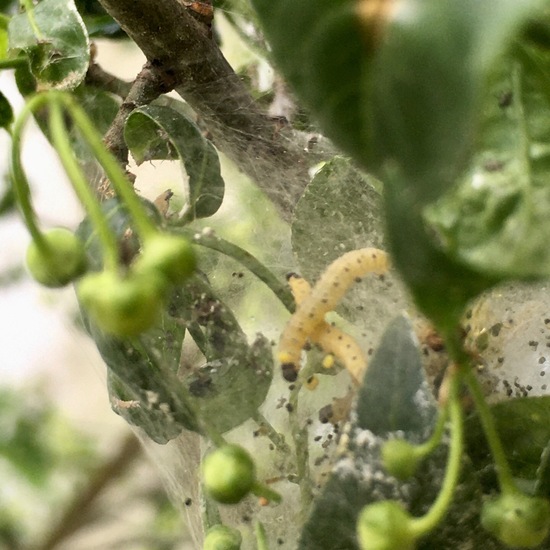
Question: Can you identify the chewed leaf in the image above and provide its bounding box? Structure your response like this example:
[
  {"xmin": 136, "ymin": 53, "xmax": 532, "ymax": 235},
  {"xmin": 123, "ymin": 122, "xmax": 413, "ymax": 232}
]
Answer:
[
  {"xmin": 124, "ymin": 104, "xmax": 224, "ymax": 221},
  {"xmin": 425, "ymin": 54, "xmax": 550, "ymax": 280},
  {"xmin": 8, "ymin": 0, "xmax": 90, "ymax": 90}
]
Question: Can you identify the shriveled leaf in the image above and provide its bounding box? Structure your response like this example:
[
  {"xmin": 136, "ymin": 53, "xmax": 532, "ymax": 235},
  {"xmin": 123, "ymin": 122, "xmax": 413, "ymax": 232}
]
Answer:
[
  {"xmin": 425, "ymin": 53, "xmax": 550, "ymax": 280},
  {"xmin": 124, "ymin": 104, "xmax": 224, "ymax": 221},
  {"xmin": 8, "ymin": 0, "xmax": 89, "ymax": 90}
]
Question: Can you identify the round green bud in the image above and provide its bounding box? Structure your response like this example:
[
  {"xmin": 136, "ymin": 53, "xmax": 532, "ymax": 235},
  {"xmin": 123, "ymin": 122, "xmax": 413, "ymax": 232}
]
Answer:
[
  {"xmin": 202, "ymin": 444, "xmax": 256, "ymax": 505},
  {"xmin": 204, "ymin": 524, "xmax": 242, "ymax": 550},
  {"xmin": 77, "ymin": 269, "xmax": 164, "ymax": 337},
  {"xmin": 381, "ymin": 439, "xmax": 421, "ymax": 480},
  {"xmin": 135, "ymin": 233, "xmax": 196, "ymax": 285},
  {"xmin": 357, "ymin": 501, "xmax": 416, "ymax": 550},
  {"xmin": 481, "ymin": 493, "xmax": 550, "ymax": 548},
  {"xmin": 26, "ymin": 228, "xmax": 87, "ymax": 288}
]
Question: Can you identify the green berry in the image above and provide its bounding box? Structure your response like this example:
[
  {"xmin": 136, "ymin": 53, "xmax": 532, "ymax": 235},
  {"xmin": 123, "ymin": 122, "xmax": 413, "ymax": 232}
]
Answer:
[
  {"xmin": 135, "ymin": 233, "xmax": 196, "ymax": 285},
  {"xmin": 202, "ymin": 445, "xmax": 256, "ymax": 504},
  {"xmin": 481, "ymin": 492, "xmax": 550, "ymax": 548},
  {"xmin": 77, "ymin": 270, "xmax": 164, "ymax": 337},
  {"xmin": 357, "ymin": 501, "xmax": 416, "ymax": 550},
  {"xmin": 382, "ymin": 439, "xmax": 421, "ymax": 480},
  {"xmin": 26, "ymin": 228, "xmax": 87, "ymax": 287},
  {"xmin": 204, "ymin": 524, "xmax": 242, "ymax": 550}
]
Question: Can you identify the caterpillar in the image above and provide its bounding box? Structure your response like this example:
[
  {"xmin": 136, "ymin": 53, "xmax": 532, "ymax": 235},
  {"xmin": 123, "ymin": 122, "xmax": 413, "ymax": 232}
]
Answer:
[
  {"xmin": 285, "ymin": 273, "xmax": 367, "ymax": 384},
  {"xmin": 279, "ymin": 248, "xmax": 388, "ymax": 382}
]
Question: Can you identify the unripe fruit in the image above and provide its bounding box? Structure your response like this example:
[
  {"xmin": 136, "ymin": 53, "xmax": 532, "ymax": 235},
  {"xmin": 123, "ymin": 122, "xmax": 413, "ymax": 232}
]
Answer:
[
  {"xmin": 134, "ymin": 233, "xmax": 196, "ymax": 285},
  {"xmin": 357, "ymin": 501, "xmax": 416, "ymax": 550},
  {"xmin": 381, "ymin": 439, "xmax": 421, "ymax": 480},
  {"xmin": 26, "ymin": 228, "xmax": 87, "ymax": 287},
  {"xmin": 202, "ymin": 445, "xmax": 256, "ymax": 504},
  {"xmin": 481, "ymin": 492, "xmax": 550, "ymax": 548},
  {"xmin": 204, "ymin": 524, "xmax": 242, "ymax": 550},
  {"xmin": 77, "ymin": 270, "xmax": 164, "ymax": 337}
]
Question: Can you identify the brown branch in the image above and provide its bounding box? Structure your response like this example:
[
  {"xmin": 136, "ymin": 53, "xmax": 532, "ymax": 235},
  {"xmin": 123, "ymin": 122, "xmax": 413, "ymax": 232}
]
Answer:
[
  {"xmin": 34, "ymin": 433, "xmax": 142, "ymax": 550},
  {"xmin": 85, "ymin": 62, "xmax": 132, "ymax": 98},
  {"xmin": 102, "ymin": 61, "xmax": 177, "ymax": 164},
  {"xmin": 97, "ymin": 0, "xmax": 311, "ymax": 219}
]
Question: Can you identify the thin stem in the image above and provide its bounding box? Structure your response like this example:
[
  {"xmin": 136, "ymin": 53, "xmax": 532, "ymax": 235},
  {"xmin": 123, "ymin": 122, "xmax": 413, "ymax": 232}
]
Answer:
[
  {"xmin": 251, "ymin": 410, "xmax": 291, "ymax": 454},
  {"xmin": 10, "ymin": 93, "xmax": 51, "ymax": 249},
  {"xmin": 415, "ymin": 406, "xmax": 449, "ymax": 459},
  {"xmin": 58, "ymin": 94, "xmax": 158, "ymax": 239},
  {"xmin": 48, "ymin": 97, "xmax": 119, "ymax": 270},
  {"xmin": 0, "ymin": 57, "xmax": 28, "ymax": 70},
  {"xmin": 254, "ymin": 521, "xmax": 270, "ymax": 550},
  {"xmin": 180, "ymin": 228, "xmax": 295, "ymax": 313},
  {"xmin": 409, "ymin": 367, "xmax": 464, "ymax": 536},
  {"xmin": 251, "ymin": 481, "xmax": 282, "ymax": 504},
  {"xmin": 463, "ymin": 367, "xmax": 517, "ymax": 493},
  {"xmin": 20, "ymin": 0, "xmax": 43, "ymax": 40}
]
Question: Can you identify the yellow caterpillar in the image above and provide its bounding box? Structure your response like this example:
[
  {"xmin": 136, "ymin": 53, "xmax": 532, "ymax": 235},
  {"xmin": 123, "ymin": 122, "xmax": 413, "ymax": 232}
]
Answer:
[{"xmin": 279, "ymin": 248, "xmax": 388, "ymax": 382}]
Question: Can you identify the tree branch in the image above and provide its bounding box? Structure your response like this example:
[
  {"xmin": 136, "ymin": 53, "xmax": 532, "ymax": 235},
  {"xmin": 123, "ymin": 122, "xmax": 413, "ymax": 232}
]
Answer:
[
  {"xmin": 97, "ymin": 0, "xmax": 311, "ymax": 219},
  {"xmin": 34, "ymin": 433, "xmax": 142, "ymax": 550}
]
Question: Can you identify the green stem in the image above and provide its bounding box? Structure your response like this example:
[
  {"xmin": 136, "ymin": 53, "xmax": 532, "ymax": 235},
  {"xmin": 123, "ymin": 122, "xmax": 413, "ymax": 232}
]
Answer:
[
  {"xmin": 414, "ymin": 406, "xmax": 449, "ymax": 459},
  {"xmin": 48, "ymin": 97, "xmax": 119, "ymax": 270},
  {"xmin": 57, "ymin": 94, "xmax": 158, "ymax": 239},
  {"xmin": 463, "ymin": 367, "xmax": 517, "ymax": 494},
  {"xmin": 254, "ymin": 521, "xmax": 270, "ymax": 550},
  {"xmin": 10, "ymin": 93, "xmax": 50, "ymax": 249},
  {"xmin": 0, "ymin": 57, "xmax": 28, "ymax": 70},
  {"xmin": 178, "ymin": 228, "xmax": 295, "ymax": 313},
  {"xmin": 251, "ymin": 481, "xmax": 282, "ymax": 504},
  {"xmin": 409, "ymin": 369, "xmax": 464, "ymax": 537},
  {"xmin": 20, "ymin": 0, "xmax": 43, "ymax": 39},
  {"xmin": 251, "ymin": 410, "xmax": 291, "ymax": 454}
]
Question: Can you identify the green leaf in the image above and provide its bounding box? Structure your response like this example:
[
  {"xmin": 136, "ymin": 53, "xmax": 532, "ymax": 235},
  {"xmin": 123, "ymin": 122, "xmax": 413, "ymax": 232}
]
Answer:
[
  {"xmin": 73, "ymin": 0, "xmax": 124, "ymax": 38},
  {"xmin": 124, "ymin": 104, "xmax": 224, "ymax": 221},
  {"xmin": 250, "ymin": 0, "xmax": 369, "ymax": 165},
  {"xmin": 425, "ymin": 52, "xmax": 550, "ymax": 280},
  {"xmin": 252, "ymin": 0, "xmax": 545, "ymax": 332},
  {"xmin": 466, "ymin": 396, "xmax": 550, "ymax": 484},
  {"xmin": 355, "ymin": 316, "xmax": 437, "ymax": 435},
  {"xmin": 8, "ymin": 0, "xmax": 90, "ymax": 90},
  {"xmin": 0, "ymin": 89, "xmax": 13, "ymax": 130}
]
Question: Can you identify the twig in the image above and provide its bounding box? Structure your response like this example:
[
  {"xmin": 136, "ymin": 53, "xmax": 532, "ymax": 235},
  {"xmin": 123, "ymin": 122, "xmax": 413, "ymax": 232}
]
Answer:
[
  {"xmin": 103, "ymin": 61, "xmax": 177, "ymax": 165},
  {"xmin": 34, "ymin": 432, "xmax": 142, "ymax": 550},
  {"xmin": 85, "ymin": 62, "xmax": 132, "ymax": 98},
  {"xmin": 97, "ymin": 0, "xmax": 311, "ymax": 220}
]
